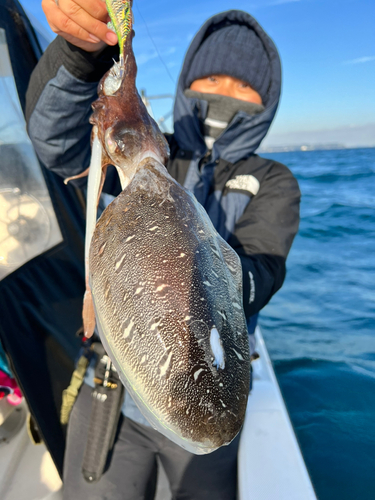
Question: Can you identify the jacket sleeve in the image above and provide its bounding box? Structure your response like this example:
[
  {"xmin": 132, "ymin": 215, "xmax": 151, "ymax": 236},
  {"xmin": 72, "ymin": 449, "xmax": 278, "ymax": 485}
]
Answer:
[
  {"xmin": 25, "ymin": 36, "xmax": 118, "ymax": 187},
  {"xmin": 228, "ymin": 161, "xmax": 300, "ymax": 319}
]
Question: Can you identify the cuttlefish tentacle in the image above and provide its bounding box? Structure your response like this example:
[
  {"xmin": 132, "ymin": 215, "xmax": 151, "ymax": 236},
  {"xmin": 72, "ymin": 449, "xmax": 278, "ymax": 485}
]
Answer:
[
  {"xmin": 63, "ymin": 127, "xmax": 109, "ymax": 337},
  {"xmin": 64, "ymin": 169, "xmax": 90, "ymax": 185},
  {"xmin": 82, "ymin": 128, "xmax": 104, "ymax": 338},
  {"xmin": 65, "ymin": 1, "xmax": 135, "ymax": 337}
]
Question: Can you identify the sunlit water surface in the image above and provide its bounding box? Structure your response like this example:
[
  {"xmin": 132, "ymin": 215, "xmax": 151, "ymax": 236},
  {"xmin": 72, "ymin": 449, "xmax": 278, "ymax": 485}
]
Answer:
[{"xmin": 259, "ymin": 148, "xmax": 375, "ymax": 499}]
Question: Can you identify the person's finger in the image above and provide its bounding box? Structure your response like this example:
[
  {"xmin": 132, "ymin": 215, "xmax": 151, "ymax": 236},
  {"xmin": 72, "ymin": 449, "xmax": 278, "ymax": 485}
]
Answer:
[
  {"xmin": 48, "ymin": 0, "xmax": 108, "ymax": 21},
  {"xmin": 44, "ymin": 7, "xmax": 99, "ymax": 45},
  {"xmin": 56, "ymin": 0, "xmax": 118, "ymax": 44},
  {"xmin": 43, "ymin": 0, "xmax": 117, "ymax": 46},
  {"xmin": 53, "ymin": 29, "xmax": 107, "ymax": 52},
  {"xmin": 69, "ymin": 0, "xmax": 109, "ymax": 22}
]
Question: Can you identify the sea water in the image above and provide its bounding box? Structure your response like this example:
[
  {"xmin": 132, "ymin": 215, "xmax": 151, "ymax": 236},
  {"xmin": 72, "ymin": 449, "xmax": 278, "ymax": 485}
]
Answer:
[{"xmin": 259, "ymin": 148, "xmax": 375, "ymax": 500}]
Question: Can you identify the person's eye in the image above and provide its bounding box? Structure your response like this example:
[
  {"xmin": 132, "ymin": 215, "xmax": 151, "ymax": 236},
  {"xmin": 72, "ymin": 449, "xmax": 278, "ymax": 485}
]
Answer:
[
  {"xmin": 239, "ymin": 82, "xmax": 250, "ymax": 89},
  {"xmin": 208, "ymin": 76, "xmax": 218, "ymax": 83}
]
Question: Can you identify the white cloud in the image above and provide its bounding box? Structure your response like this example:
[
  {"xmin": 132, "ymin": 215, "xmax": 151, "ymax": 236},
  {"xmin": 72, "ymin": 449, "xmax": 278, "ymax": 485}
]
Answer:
[
  {"xmin": 135, "ymin": 47, "xmax": 176, "ymax": 66},
  {"xmin": 136, "ymin": 51, "xmax": 158, "ymax": 65},
  {"xmin": 344, "ymin": 56, "xmax": 375, "ymax": 65}
]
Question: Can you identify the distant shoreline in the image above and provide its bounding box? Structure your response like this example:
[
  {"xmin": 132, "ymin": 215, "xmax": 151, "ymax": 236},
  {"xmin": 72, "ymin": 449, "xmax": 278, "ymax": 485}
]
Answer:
[{"xmin": 257, "ymin": 145, "xmax": 375, "ymax": 153}]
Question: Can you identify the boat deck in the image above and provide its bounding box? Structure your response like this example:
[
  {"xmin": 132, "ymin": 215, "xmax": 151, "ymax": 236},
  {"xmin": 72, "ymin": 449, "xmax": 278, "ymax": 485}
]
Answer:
[
  {"xmin": 0, "ymin": 327, "xmax": 316, "ymax": 499},
  {"xmin": 0, "ymin": 400, "xmax": 62, "ymax": 499},
  {"xmin": 238, "ymin": 327, "xmax": 317, "ymax": 500}
]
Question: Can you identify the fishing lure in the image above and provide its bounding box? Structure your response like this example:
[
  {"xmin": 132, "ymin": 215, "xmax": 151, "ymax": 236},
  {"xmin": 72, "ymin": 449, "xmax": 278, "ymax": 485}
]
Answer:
[{"xmin": 106, "ymin": 0, "xmax": 133, "ymax": 63}]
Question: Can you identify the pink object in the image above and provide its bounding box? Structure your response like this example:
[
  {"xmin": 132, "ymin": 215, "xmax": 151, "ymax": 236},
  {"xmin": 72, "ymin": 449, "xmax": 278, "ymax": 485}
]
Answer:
[
  {"xmin": 0, "ymin": 370, "xmax": 22, "ymax": 406},
  {"xmin": 7, "ymin": 393, "xmax": 23, "ymax": 406}
]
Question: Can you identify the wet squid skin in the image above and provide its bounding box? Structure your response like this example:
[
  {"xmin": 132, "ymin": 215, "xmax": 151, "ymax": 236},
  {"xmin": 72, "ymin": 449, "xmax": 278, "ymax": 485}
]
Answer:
[
  {"xmin": 90, "ymin": 165, "xmax": 251, "ymax": 452},
  {"xmin": 88, "ymin": 30, "xmax": 250, "ymax": 453},
  {"xmin": 90, "ymin": 33, "xmax": 169, "ymax": 179}
]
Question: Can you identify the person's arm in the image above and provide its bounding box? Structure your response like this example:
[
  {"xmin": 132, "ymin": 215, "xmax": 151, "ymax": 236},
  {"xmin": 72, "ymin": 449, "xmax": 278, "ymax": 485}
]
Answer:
[
  {"xmin": 228, "ymin": 161, "xmax": 300, "ymax": 319},
  {"xmin": 26, "ymin": 0, "xmax": 119, "ymax": 186},
  {"xmin": 26, "ymin": 37, "xmax": 118, "ymax": 186}
]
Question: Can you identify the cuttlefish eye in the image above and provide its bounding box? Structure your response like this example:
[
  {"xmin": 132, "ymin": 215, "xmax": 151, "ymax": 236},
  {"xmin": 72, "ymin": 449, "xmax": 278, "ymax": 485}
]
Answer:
[
  {"xmin": 105, "ymin": 127, "xmax": 141, "ymax": 159},
  {"xmin": 105, "ymin": 127, "xmax": 126, "ymax": 156}
]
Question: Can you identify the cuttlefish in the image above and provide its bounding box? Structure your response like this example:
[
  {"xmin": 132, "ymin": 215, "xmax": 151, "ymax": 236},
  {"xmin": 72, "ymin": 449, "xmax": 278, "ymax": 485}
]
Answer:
[{"xmin": 77, "ymin": 0, "xmax": 250, "ymax": 454}]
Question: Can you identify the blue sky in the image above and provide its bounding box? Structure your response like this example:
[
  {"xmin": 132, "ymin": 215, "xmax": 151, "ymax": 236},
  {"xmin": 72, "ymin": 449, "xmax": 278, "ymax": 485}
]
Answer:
[{"xmin": 22, "ymin": 0, "xmax": 375, "ymax": 146}]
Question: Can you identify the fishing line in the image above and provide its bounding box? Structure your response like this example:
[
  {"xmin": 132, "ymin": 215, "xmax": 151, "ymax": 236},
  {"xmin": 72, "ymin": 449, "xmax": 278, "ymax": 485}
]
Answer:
[{"xmin": 134, "ymin": 3, "xmax": 176, "ymax": 85}]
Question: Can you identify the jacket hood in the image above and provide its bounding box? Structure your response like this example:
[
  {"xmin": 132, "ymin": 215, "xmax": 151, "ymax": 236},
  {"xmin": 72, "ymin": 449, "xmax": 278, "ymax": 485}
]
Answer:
[{"xmin": 173, "ymin": 10, "xmax": 282, "ymax": 163}]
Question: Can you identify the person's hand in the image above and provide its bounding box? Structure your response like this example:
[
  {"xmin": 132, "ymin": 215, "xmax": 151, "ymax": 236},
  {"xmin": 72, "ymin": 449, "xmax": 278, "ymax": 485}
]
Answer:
[{"xmin": 42, "ymin": 0, "xmax": 119, "ymax": 52}]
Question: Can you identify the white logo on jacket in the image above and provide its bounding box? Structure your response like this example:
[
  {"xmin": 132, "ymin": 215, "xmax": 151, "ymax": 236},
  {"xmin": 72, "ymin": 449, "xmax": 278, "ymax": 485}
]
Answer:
[{"xmin": 225, "ymin": 175, "xmax": 260, "ymax": 196}]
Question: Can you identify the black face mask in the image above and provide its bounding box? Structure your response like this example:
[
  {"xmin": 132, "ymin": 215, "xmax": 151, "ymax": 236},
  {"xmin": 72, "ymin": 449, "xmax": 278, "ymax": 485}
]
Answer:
[{"xmin": 184, "ymin": 89, "xmax": 265, "ymax": 149}]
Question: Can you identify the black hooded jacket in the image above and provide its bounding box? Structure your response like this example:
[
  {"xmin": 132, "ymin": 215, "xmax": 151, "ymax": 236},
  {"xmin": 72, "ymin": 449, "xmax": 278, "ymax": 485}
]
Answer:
[{"xmin": 26, "ymin": 10, "xmax": 300, "ymax": 321}]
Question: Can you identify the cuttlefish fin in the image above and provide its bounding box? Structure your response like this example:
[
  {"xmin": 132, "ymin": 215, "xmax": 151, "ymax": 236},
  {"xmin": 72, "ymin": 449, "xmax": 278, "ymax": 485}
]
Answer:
[{"xmin": 83, "ymin": 127, "xmax": 105, "ymax": 338}]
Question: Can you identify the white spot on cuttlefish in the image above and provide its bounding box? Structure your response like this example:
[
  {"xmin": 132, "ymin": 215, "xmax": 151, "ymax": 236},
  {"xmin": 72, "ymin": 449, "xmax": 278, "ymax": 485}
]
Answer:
[
  {"xmin": 126, "ymin": 235, "xmax": 135, "ymax": 242},
  {"xmin": 203, "ymin": 281, "xmax": 212, "ymax": 287},
  {"xmin": 150, "ymin": 319, "xmax": 162, "ymax": 331},
  {"xmin": 159, "ymin": 350, "xmax": 173, "ymax": 377},
  {"xmin": 211, "ymin": 246, "xmax": 220, "ymax": 257},
  {"xmin": 156, "ymin": 284, "xmax": 168, "ymax": 292},
  {"xmin": 123, "ymin": 318, "xmax": 134, "ymax": 339},
  {"xmin": 217, "ymin": 311, "xmax": 227, "ymax": 321},
  {"xmin": 193, "ymin": 368, "xmax": 204, "ymax": 382},
  {"xmin": 232, "ymin": 302, "xmax": 242, "ymax": 310},
  {"xmin": 135, "ymin": 287, "xmax": 144, "ymax": 294},
  {"xmin": 210, "ymin": 328, "xmax": 225, "ymax": 370},
  {"xmin": 115, "ymin": 253, "xmax": 127, "ymax": 270},
  {"xmin": 98, "ymin": 242, "xmax": 107, "ymax": 255},
  {"xmin": 232, "ymin": 348, "xmax": 244, "ymax": 361},
  {"xmin": 149, "ymin": 226, "xmax": 159, "ymax": 231}
]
